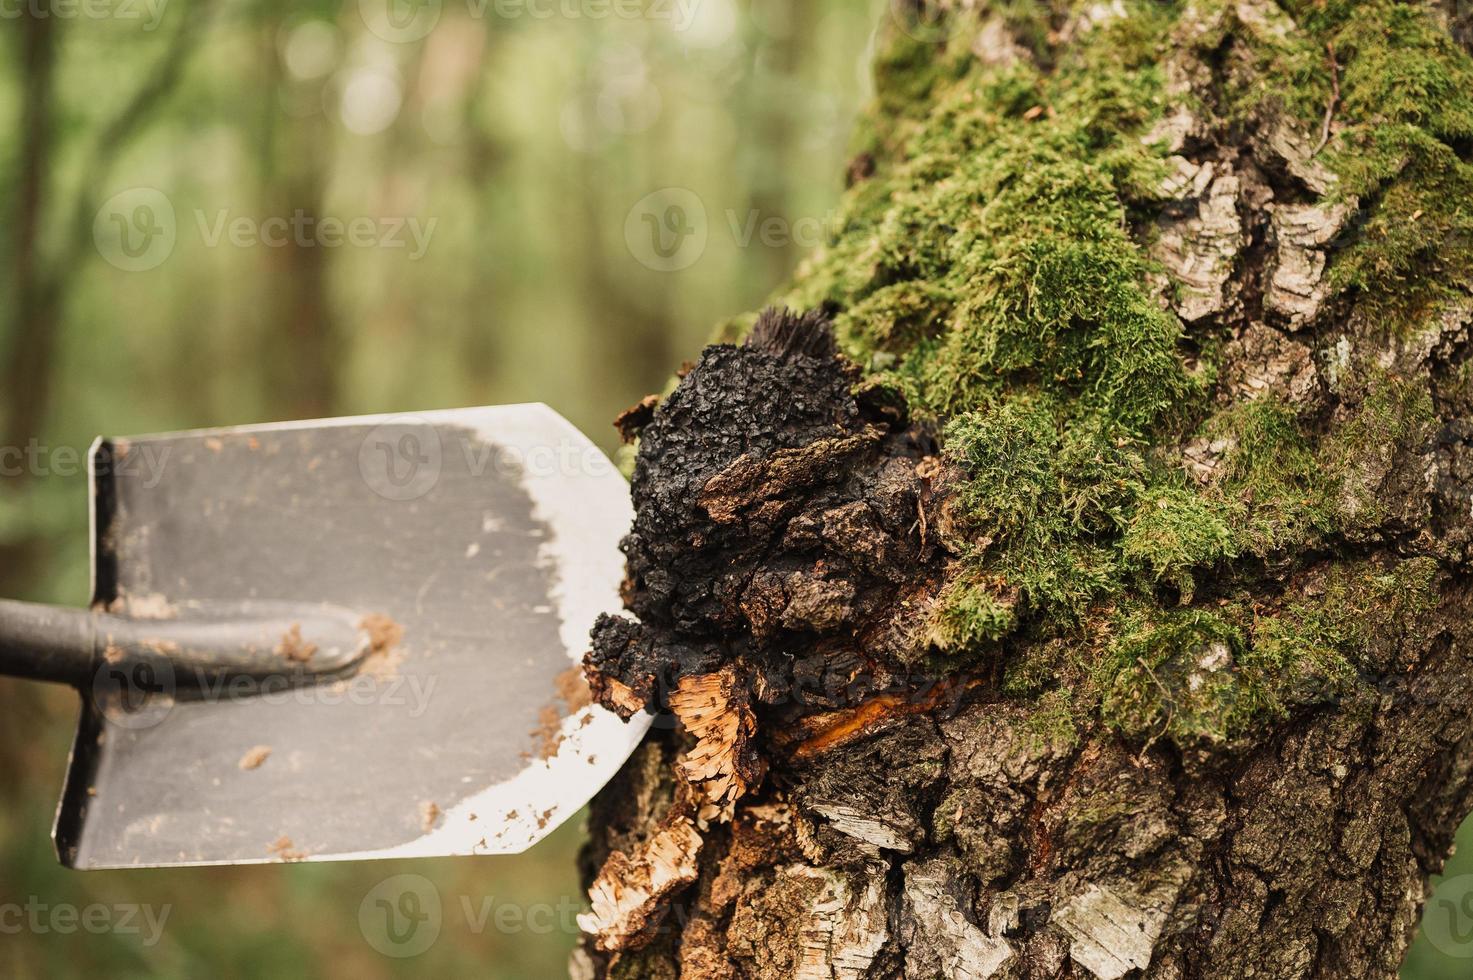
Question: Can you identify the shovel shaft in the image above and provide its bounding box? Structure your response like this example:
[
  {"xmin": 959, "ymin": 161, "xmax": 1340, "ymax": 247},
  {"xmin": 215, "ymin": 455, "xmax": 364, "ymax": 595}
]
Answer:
[
  {"xmin": 0, "ymin": 598, "xmax": 372, "ymax": 688},
  {"xmin": 0, "ymin": 600, "xmax": 97, "ymax": 685}
]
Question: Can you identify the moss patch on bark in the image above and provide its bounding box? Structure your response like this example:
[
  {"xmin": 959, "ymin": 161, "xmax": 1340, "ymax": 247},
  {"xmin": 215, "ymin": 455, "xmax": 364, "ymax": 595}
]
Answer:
[{"xmin": 710, "ymin": 0, "xmax": 1470, "ymax": 747}]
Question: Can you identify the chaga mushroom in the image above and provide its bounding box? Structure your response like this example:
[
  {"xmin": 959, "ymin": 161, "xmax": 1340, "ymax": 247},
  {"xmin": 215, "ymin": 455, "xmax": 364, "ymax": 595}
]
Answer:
[{"xmin": 583, "ymin": 308, "xmax": 952, "ymax": 732}]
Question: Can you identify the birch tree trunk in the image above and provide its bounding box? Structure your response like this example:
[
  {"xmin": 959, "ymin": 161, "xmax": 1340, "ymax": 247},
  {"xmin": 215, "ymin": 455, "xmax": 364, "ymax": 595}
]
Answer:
[{"xmin": 574, "ymin": 2, "xmax": 1473, "ymax": 977}]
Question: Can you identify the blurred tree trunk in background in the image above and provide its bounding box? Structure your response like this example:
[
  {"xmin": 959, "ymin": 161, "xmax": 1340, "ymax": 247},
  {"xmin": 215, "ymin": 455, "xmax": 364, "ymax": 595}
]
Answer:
[
  {"xmin": 575, "ymin": 2, "xmax": 1473, "ymax": 977},
  {"xmin": 1, "ymin": 7, "xmax": 59, "ymax": 599}
]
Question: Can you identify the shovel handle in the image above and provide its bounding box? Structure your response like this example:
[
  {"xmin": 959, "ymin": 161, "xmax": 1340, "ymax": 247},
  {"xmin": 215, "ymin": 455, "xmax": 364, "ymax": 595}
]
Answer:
[
  {"xmin": 0, "ymin": 600, "xmax": 98, "ymax": 685},
  {"xmin": 0, "ymin": 598, "xmax": 372, "ymax": 688}
]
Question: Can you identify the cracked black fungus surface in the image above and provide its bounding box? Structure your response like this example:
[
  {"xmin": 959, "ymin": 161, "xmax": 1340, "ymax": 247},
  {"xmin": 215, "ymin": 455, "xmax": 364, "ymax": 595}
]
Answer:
[{"xmin": 586, "ymin": 309, "xmax": 949, "ymax": 726}]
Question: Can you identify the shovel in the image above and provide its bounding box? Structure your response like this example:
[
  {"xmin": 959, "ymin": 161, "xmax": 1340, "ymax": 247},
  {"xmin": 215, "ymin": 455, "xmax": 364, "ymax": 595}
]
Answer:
[{"xmin": 0, "ymin": 405, "xmax": 649, "ymax": 869}]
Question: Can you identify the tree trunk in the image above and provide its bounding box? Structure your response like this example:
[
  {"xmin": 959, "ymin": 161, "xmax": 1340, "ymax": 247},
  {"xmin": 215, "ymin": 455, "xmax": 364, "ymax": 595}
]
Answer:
[{"xmin": 574, "ymin": 2, "xmax": 1473, "ymax": 977}]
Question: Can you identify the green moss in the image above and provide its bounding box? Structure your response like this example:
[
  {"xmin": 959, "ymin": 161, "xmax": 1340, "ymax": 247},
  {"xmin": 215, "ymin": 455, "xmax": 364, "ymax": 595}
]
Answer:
[
  {"xmin": 1023, "ymin": 688, "xmax": 1081, "ymax": 752},
  {"xmin": 836, "ymin": 281, "xmax": 955, "ymax": 355},
  {"xmin": 1201, "ymin": 399, "xmax": 1334, "ymax": 555},
  {"xmin": 926, "ymin": 573, "xmax": 1017, "ymax": 654},
  {"xmin": 1322, "ymin": 372, "xmax": 1436, "ymax": 530},
  {"xmin": 723, "ymin": 0, "xmax": 1467, "ymax": 747},
  {"xmin": 1118, "ymin": 486, "xmax": 1236, "ymax": 600},
  {"xmin": 1093, "ymin": 556, "xmax": 1439, "ymax": 744},
  {"xmin": 1321, "ymin": 3, "xmax": 1473, "ymax": 334},
  {"xmin": 1097, "ymin": 608, "xmax": 1246, "ymax": 744},
  {"xmin": 943, "ymin": 402, "xmax": 1141, "ymax": 618}
]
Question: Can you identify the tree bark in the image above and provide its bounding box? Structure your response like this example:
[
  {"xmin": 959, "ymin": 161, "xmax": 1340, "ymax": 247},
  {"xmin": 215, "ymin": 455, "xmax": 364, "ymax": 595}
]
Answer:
[{"xmin": 574, "ymin": 2, "xmax": 1473, "ymax": 977}]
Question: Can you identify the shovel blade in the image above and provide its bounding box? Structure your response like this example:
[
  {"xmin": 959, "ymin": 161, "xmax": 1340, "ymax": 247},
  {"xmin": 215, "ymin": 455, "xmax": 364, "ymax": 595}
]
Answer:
[{"xmin": 55, "ymin": 404, "xmax": 647, "ymax": 869}]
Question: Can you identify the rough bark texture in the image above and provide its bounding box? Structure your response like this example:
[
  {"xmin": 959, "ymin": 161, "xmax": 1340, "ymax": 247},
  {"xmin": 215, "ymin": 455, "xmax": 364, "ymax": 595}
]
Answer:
[{"xmin": 576, "ymin": 2, "xmax": 1473, "ymax": 978}]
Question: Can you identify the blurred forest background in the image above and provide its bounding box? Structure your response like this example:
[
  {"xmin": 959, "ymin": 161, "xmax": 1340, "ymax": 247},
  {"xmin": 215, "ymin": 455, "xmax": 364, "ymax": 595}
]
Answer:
[{"xmin": 0, "ymin": 0, "xmax": 1470, "ymax": 976}]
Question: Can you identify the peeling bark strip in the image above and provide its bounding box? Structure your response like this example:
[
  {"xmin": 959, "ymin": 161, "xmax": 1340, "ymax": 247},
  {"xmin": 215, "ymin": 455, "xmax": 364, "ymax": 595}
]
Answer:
[
  {"xmin": 578, "ymin": 813, "xmax": 704, "ymax": 953},
  {"xmin": 671, "ymin": 668, "xmax": 765, "ymax": 824},
  {"xmin": 579, "ymin": 1, "xmax": 1473, "ymax": 977}
]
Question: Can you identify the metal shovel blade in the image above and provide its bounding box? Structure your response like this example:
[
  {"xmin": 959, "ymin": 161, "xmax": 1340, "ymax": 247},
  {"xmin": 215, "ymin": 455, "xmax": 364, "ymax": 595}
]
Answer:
[{"xmin": 54, "ymin": 404, "xmax": 648, "ymax": 869}]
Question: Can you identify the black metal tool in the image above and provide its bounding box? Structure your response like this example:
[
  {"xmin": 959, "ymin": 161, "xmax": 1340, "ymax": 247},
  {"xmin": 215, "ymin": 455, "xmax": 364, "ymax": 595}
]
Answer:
[{"xmin": 0, "ymin": 405, "xmax": 647, "ymax": 869}]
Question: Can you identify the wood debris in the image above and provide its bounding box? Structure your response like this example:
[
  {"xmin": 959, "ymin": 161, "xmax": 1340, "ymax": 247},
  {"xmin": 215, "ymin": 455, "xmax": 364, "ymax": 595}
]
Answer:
[
  {"xmin": 357, "ymin": 613, "xmax": 406, "ymax": 679},
  {"xmin": 577, "ymin": 814, "xmax": 703, "ymax": 952},
  {"xmin": 267, "ymin": 836, "xmax": 306, "ymax": 861},
  {"xmin": 614, "ymin": 394, "xmax": 660, "ymax": 444},
  {"xmin": 529, "ymin": 665, "xmax": 596, "ymax": 761},
  {"xmin": 106, "ymin": 592, "xmax": 177, "ymax": 621},
  {"xmin": 238, "ymin": 745, "xmax": 272, "ymax": 771},
  {"xmin": 274, "ymin": 623, "xmax": 317, "ymax": 663},
  {"xmin": 670, "ymin": 667, "xmax": 765, "ymax": 824}
]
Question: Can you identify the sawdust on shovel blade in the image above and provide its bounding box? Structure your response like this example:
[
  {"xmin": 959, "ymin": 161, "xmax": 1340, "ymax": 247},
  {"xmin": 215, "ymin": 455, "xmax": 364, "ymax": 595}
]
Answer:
[
  {"xmin": 357, "ymin": 613, "xmax": 406, "ymax": 680},
  {"xmin": 528, "ymin": 665, "xmax": 594, "ymax": 761},
  {"xmin": 106, "ymin": 591, "xmax": 177, "ymax": 620},
  {"xmin": 274, "ymin": 623, "xmax": 317, "ymax": 663},
  {"xmin": 267, "ymin": 836, "xmax": 306, "ymax": 861},
  {"xmin": 238, "ymin": 745, "xmax": 272, "ymax": 770}
]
